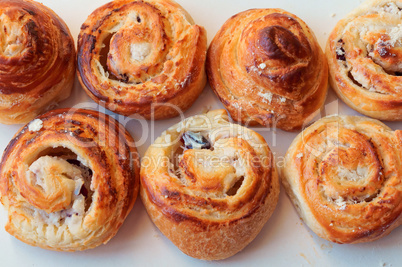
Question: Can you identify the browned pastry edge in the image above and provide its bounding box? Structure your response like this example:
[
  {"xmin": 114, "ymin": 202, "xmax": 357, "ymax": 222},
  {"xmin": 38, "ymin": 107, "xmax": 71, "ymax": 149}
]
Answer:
[{"xmin": 140, "ymin": 165, "xmax": 279, "ymax": 260}]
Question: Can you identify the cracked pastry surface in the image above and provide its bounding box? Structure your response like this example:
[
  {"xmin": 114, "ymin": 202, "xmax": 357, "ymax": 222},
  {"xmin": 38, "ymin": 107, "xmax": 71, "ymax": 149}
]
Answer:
[
  {"xmin": 77, "ymin": 0, "xmax": 207, "ymax": 120},
  {"xmin": 0, "ymin": 0, "xmax": 75, "ymax": 124},
  {"xmin": 281, "ymin": 115, "xmax": 402, "ymax": 244},
  {"xmin": 0, "ymin": 109, "xmax": 139, "ymax": 251},
  {"xmin": 327, "ymin": 0, "xmax": 402, "ymax": 120},
  {"xmin": 206, "ymin": 9, "xmax": 328, "ymax": 131},
  {"xmin": 140, "ymin": 109, "xmax": 280, "ymax": 260}
]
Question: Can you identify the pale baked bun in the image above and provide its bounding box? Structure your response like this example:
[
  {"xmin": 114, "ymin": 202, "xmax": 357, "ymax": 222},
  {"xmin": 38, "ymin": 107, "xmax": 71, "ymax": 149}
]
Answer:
[
  {"xmin": 140, "ymin": 109, "xmax": 280, "ymax": 260},
  {"xmin": 77, "ymin": 0, "xmax": 207, "ymax": 120},
  {"xmin": 0, "ymin": 0, "xmax": 75, "ymax": 125},
  {"xmin": 207, "ymin": 9, "xmax": 328, "ymax": 131},
  {"xmin": 0, "ymin": 109, "xmax": 139, "ymax": 251},
  {"xmin": 281, "ymin": 115, "xmax": 402, "ymax": 244},
  {"xmin": 327, "ymin": 0, "xmax": 402, "ymax": 120}
]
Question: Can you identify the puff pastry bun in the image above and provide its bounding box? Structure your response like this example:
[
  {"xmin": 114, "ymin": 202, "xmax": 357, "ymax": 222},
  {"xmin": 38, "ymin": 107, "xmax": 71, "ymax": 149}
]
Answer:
[
  {"xmin": 140, "ymin": 109, "xmax": 280, "ymax": 260},
  {"xmin": 281, "ymin": 115, "xmax": 402, "ymax": 244},
  {"xmin": 327, "ymin": 0, "xmax": 402, "ymax": 120},
  {"xmin": 0, "ymin": 0, "xmax": 76, "ymax": 125},
  {"xmin": 77, "ymin": 0, "xmax": 207, "ymax": 120},
  {"xmin": 0, "ymin": 109, "xmax": 139, "ymax": 251},
  {"xmin": 207, "ymin": 9, "xmax": 328, "ymax": 131}
]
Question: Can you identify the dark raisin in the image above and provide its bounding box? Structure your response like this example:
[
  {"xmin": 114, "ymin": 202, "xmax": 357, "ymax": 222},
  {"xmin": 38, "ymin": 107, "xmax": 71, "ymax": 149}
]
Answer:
[
  {"xmin": 66, "ymin": 159, "xmax": 81, "ymax": 166},
  {"xmin": 80, "ymin": 186, "xmax": 89, "ymax": 198},
  {"xmin": 181, "ymin": 131, "xmax": 211, "ymax": 150},
  {"xmin": 67, "ymin": 159, "xmax": 92, "ymax": 177},
  {"xmin": 336, "ymin": 39, "xmax": 346, "ymax": 61},
  {"xmin": 377, "ymin": 41, "xmax": 391, "ymax": 57},
  {"xmin": 119, "ymin": 73, "xmax": 129, "ymax": 83}
]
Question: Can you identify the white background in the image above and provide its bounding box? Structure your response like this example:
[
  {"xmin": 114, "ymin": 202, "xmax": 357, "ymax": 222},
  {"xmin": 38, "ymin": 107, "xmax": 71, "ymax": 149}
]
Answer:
[{"xmin": 0, "ymin": 0, "xmax": 400, "ymax": 266}]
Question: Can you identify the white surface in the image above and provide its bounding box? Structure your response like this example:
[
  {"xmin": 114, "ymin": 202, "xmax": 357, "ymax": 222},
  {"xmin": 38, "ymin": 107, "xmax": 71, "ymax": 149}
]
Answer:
[{"xmin": 0, "ymin": 0, "xmax": 400, "ymax": 266}]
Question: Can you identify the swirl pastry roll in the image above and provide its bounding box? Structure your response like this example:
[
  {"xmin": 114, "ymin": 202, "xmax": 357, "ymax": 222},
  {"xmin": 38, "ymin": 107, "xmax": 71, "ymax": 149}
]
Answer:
[
  {"xmin": 77, "ymin": 0, "xmax": 207, "ymax": 120},
  {"xmin": 282, "ymin": 115, "xmax": 402, "ymax": 243},
  {"xmin": 207, "ymin": 9, "xmax": 328, "ymax": 131},
  {"xmin": 327, "ymin": 0, "xmax": 402, "ymax": 120},
  {"xmin": 140, "ymin": 109, "xmax": 280, "ymax": 260},
  {"xmin": 0, "ymin": 109, "xmax": 139, "ymax": 251},
  {"xmin": 0, "ymin": 0, "xmax": 76, "ymax": 124}
]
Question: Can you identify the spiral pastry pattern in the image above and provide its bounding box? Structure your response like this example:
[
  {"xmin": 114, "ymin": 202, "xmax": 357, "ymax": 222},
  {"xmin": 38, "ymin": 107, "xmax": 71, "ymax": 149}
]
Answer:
[
  {"xmin": 140, "ymin": 109, "xmax": 279, "ymax": 260},
  {"xmin": 0, "ymin": 109, "xmax": 139, "ymax": 251},
  {"xmin": 0, "ymin": 0, "xmax": 76, "ymax": 124},
  {"xmin": 78, "ymin": 0, "xmax": 207, "ymax": 120},
  {"xmin": 327, "ymin": 0, "xmax": 402, "ymax": 120},
  {"xmin": 207, "ymin": 9, "xmax": 328, "ymax": 131},
  {"xmin": 282, "ymin": 115, "xmax": 402, "ymax": 243}
]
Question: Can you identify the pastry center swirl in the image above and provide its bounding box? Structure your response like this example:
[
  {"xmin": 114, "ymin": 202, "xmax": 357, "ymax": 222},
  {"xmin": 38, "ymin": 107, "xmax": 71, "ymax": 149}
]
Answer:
[
  {"xmin": 23, "ymin": 156, "xmax": 84, "ymax": 213},
  {"xmin": 237, "ymin": 12, "xmax": 313, "ymax": 100},
  {"xmin": 102, "ymin": 5, "xmax": 170, "ymax": 84},
  {"xmin": 258, "ymin": 26, "xmax": 309, "ymax": 62},
  {"xmin": 15, "ymin": 146, "xmax": 94, "ymax": 218},
  {"xmin": 307, "ymin": 127, "xmax": 383, "ymax": 205},
  {"xmin": 174, "ymin": 132, "xmax": 260, "ymax": 198}
]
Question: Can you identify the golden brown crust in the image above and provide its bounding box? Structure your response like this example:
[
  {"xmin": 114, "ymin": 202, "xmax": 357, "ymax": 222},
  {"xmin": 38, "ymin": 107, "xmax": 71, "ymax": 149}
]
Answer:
[
  {"xmin": 206, "ymin": 9, "xmax": 328, "ymax": 131},
  {"xmin": 326, "ymin": 0, "xmax": 402, "ymax": 120},
  {"xmin": 0, "ymin": 108, "xmax": 139, "ymax": 251},
  {"xmin": 0, "ymin": 0, "xmax": 76, "ymax": 124},
  {"xmin": 281, "ymin": 115, "xmax": 402, "ymax": 244},
  {"xmin": 140, "ymin": 109, "xmax": 280, "ymax": 260},
  {"xmin": 77, "ymin": 0, "xmax": 207, "ymax": 120}
]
